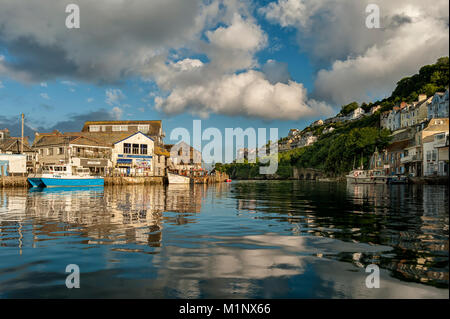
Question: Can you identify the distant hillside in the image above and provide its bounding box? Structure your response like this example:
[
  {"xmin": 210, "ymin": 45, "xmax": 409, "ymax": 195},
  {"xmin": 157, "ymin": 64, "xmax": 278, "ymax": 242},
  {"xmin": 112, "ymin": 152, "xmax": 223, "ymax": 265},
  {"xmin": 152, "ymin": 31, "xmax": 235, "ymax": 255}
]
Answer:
[{"xmin": 216, "ymin": 57, "xmax": 449, "ymax": 179}]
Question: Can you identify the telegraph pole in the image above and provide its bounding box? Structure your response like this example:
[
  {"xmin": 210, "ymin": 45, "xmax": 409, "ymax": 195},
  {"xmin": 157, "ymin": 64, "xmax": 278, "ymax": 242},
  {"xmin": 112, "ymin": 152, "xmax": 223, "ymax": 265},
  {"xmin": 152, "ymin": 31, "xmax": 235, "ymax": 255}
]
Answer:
[{"xmin": 21, "ymin": 113, "xmax": 24, "ymax": 154}]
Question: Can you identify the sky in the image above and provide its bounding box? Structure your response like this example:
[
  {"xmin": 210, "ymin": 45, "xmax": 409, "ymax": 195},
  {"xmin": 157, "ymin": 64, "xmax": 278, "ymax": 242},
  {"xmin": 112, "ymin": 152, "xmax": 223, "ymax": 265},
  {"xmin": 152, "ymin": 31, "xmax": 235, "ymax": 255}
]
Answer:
[{"xmin": 0, "ymin": 0, "xmax": 449, "ymax": 156}]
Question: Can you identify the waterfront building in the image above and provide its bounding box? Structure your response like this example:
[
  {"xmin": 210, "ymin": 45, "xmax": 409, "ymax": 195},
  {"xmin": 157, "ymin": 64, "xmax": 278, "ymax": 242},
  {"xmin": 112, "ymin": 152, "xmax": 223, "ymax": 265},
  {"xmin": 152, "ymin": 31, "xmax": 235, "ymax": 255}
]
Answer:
[
  {"xmin": 428, "ymin": 89, "xmax": 449, "ymax": 120},
  {"xmin": 0, "ymin": 154, "xmax": 27, "ymax": 176},
  {"xmin": 154, "ymin": 146, "xmax": 170, "ymax": 177},
  {"xmin": 423, "ymin": 132, "xmax": 449, "ymax": 176},
  {"xmin": 81, "ymin": 120, "xmax": 165, "ymax": 146},
  {"xmin": 1, "ymin": 128, "xmax": 37, "ymax": 173},
  {"xmin": 33, "ymin": 131, "xmax": 112, "ymax": 175},
  {"xmin": 164, "ymin": 141, "xmax": 202, "ymax": 174},
  {"xmin": 400, "ymin": 125, "xmax": 426, "ymax": 177},
  {"xmin": 111, "ymin": 131, "xmax": 155, "ymax": 176},
  {"xmin": 385, "ymin": 128, "xmax": 414, "ymax": 175}
]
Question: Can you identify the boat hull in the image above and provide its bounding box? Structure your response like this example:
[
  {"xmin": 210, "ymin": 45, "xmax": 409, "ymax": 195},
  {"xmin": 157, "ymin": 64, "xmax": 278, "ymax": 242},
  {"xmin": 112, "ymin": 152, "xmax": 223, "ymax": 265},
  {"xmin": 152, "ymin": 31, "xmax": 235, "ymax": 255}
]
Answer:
[
  {"xmin": 40, "ymin": 177, "xmax": 104, "ymax": 187},
  {"xmin": 28, "ymin": 177, "xmax": 45, "ymax": 187},
  {"xmin": 346, "ymin": 176, "xmax": 387, "ymax": 184},
  {"xmin": 168, "ymin": 173, "xmax": 190, "ymax": 184}
]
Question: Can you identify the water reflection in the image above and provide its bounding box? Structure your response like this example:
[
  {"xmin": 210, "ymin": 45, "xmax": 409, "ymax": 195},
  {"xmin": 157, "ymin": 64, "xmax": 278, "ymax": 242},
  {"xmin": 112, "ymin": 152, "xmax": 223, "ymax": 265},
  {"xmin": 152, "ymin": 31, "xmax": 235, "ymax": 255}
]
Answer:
[{"xmin": 0, "ymin": 181, "xmax": 448, "ymax": 298}]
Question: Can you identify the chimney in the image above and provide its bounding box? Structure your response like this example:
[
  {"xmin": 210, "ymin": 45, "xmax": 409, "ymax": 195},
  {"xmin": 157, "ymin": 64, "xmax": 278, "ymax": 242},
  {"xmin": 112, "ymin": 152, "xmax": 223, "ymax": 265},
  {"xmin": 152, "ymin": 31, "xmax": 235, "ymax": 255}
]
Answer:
[{"xmin": 418, "ymin": 94, "xmax": 427, "ymax": 102}]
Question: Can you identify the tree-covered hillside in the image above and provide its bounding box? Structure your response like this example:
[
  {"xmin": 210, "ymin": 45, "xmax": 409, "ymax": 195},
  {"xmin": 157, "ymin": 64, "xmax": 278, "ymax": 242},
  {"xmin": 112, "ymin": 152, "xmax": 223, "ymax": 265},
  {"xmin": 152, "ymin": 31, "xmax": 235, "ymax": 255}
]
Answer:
[{"xmin": 216, "ymin": 57, "xmax": 449, "ymax": 179}]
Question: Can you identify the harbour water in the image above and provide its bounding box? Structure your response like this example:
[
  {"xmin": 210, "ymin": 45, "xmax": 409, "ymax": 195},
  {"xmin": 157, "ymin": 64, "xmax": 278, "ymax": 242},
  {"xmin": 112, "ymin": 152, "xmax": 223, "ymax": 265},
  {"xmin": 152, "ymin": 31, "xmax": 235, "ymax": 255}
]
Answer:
[{"xmin": 0, "ymin": 181, "xmax": 448, "ymax": 298}]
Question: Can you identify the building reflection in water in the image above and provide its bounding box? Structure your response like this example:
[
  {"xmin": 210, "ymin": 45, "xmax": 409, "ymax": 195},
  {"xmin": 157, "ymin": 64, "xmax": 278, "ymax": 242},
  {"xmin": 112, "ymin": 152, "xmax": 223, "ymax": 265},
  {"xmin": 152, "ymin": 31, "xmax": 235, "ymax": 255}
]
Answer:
[
  {"xmin": 0, "ymin": 184, "xmax": 206, "ymax": 250},
  {"xmin": 346, "ymin": 183, "xmax": 449, "ymax": 287}
]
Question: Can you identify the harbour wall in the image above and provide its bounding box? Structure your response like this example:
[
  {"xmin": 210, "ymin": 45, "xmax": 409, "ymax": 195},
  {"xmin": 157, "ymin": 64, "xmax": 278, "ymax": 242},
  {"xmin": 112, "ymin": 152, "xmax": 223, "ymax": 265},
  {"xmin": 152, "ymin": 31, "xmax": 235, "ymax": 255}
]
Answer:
[
  {"xmin": 0, "ymin": 176, "xmax": 29, "ymax": 188},
  {"xmin": 1, "ymin": 173, "xmax": 229, "ymax": 188}
]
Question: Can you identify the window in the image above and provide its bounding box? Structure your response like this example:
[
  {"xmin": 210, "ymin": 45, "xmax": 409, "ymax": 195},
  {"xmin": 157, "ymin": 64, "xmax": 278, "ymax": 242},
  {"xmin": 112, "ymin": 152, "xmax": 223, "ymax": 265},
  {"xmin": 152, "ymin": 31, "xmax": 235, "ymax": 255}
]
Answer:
[
  {"xmin": 47, "ymin": 148, "xmax": 53, "ymax": 156},
  {"xmin": 90, "ymin": 125, "xmax": 100, "ymax": 132},
  {"xmin": 426, "ymin": 151, "xmax": 431, "ymax": 161},
  {"xmin": 133, "ymin": 144, "xmax": 139, "ymax": 154},
  {"xmin": 140, "ymin": 144, "xmax": 148, "ymax": 155},
  {"xmin": 58, "ymin": 147, "xmax": 64, "ymax": 155},
  {"xmin": 138, "ymin": 125, "xmax": 149, "ymax": 133},
  {"xmin": 112, "ymin": 125, "xmax": 121, "ymax": 132},
  {"xmin": 123, "ymin": 143, "xmax": 131, "ymax": 154},
  {"xmin": 432, "ymin": 150, "xmax": 437, "ymax": 161}
]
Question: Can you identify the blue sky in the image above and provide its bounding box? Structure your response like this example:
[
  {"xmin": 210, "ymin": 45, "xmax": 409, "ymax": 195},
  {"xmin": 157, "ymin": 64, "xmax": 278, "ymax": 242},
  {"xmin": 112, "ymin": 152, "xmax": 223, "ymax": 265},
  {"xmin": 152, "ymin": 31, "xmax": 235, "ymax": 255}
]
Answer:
[{"xmin": 0, "ymin": 0, "xmax": 448, "ymax": 155}]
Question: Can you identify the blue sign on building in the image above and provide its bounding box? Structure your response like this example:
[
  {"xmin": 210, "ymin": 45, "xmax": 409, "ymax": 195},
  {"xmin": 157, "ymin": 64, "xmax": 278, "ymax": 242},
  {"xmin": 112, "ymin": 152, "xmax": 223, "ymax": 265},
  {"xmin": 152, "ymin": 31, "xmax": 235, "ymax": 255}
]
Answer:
[{"xmin": 0, "ymin": 160, "xmax": 9, "ymax": 176}]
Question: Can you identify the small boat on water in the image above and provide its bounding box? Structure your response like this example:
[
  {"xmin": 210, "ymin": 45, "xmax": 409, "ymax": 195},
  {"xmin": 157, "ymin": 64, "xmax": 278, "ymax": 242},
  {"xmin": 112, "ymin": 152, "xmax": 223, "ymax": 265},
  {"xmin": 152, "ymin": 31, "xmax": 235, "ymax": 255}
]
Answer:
[
  {"xmin": 346, "ymin": 169, "xmax": 389, "ymax": 184},
  {"xmin": 28, "ymin": 164, "xmax": 104, "ymax": 187},
  {"xmin": 387, "ymin": 174, "xmax": 409, "ymax": 184},
  {"xmin": 167, "ymin": 172, "xmax": 191, "ymax": 184}
]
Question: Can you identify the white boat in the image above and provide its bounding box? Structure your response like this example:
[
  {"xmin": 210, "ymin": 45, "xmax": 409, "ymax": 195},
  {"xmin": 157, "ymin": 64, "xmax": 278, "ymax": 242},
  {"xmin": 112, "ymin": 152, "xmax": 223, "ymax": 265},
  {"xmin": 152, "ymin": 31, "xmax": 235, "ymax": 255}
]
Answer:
[
  {"xmin": 167, "ymin": 172, "xmax": 191, "ymax": 184},
  {"xmin": 28, "ymin": 164, "xmax": 104, "ymax": 187},
  {"xmin": 346, "ymin": 169, "xmax": 388, "ymax": 184}
]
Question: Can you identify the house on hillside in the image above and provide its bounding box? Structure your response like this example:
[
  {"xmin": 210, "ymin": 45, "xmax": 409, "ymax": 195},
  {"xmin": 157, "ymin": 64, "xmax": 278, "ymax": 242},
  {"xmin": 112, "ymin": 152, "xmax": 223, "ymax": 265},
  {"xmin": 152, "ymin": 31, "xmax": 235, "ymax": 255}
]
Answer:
[
  {"xmin": 428, "ymin": 89, "xmax": 449, "ymax": 120},
  {"xmin": 347, "ymin": 107, "xmax": 365, "ymax": 121},
  {"xmin": 370, "ymin": 105, "xmax": 381, "ymax": 114}
]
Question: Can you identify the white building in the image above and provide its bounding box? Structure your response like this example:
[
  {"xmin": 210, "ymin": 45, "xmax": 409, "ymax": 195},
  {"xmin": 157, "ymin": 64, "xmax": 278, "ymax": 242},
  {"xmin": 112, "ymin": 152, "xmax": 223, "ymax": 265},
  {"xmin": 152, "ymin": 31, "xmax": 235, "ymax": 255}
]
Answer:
[
  {"xmin": 0, "ymin": 154, "xmax": 27, "ymax": 176},
  {"xmin": 112, "ymin": 131, "xmax": 155, "ymax": 176},
  {"xmin": 349, "ymin": 107, "xmax": 365, "ymax": 120}
]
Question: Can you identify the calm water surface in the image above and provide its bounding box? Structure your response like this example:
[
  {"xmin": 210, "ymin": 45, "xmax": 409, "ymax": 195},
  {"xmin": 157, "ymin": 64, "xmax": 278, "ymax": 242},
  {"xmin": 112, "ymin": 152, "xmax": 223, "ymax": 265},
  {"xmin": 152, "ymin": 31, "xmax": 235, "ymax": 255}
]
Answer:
[{"xmin": 0, "ymin": 181, "xmax": 448, "ymax": 298}]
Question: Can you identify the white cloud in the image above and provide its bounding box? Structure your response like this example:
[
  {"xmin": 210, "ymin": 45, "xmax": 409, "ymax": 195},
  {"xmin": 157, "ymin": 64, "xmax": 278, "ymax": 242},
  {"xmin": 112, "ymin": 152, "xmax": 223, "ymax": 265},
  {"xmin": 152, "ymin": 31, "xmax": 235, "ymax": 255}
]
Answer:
[
  {"xmin": 105, "ymin": 89, "xmax": 125, "ymax": 106},
  {"xmin": 40, "ymin": 93, "xmax": 50, "ymax": 100},
  {"xmin": 0, "ymin": 81, "xmax": 3, "ymax": 88},
  {"xmin": 261, "ymin": 0, "xmax": 450, "ymax": 104},
  {"xmin": 87, "ymin": 98, "xmax": 94, "ymax": 103},
  {"xmin": 314, "ymin": 18, "xmax": 449, "ymax": 104},
  {"xmin": 156, "ymin": 70, "xmax": 333, "ymax": 120},
  {"xmin": 111, "ymin": 107, "xmax": 123, "ymax": 120},
  {"xmin": 40, "ymin": 82, "xmax": 47, "ymax": 87}
]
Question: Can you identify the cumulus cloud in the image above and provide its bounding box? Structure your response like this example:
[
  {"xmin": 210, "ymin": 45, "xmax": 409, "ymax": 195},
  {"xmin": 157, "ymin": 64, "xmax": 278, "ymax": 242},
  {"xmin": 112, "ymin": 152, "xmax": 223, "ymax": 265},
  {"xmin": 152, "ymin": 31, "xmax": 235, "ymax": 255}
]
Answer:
[
  {"xmin": 0, "ymin": 0, "xmax": 217, "ymax": 83},
  {"xmin": 261, "ymin": 59, "xmax": 291, "ymax": 84},
  {"xmin": 111, "ymin": 106, "xmax": 123, "ymax": 120},
  {"xmin": 40, "ymin": 93, "xmax": 50, "ymax": 100},
  {"xmin": 261, "ymin": 0, "xmax": 450, "ymax": 104},
  {"xmin": 105, "ymin": 89, "xmax": 125, "ymax": 106},
  {"xmin": 155, "ymin": 70, "xmax": 333, "ymax": 120}
]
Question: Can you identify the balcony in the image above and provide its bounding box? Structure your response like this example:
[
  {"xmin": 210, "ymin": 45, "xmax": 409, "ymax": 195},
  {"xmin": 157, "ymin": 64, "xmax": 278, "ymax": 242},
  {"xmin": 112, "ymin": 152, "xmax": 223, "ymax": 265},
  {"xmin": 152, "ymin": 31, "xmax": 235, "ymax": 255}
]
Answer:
[{"xmin": 401, "ymin": 154, "xmax": 420, "ymax": 163}]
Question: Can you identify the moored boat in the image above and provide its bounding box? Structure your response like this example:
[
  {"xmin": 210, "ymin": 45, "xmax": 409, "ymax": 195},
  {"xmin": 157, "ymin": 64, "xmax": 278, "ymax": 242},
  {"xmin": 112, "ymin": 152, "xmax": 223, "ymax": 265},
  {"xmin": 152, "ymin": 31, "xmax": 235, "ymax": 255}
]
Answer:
[
  {"xmin": 346, "ymin": 169, "xmax": 388, "ymax": 184},
  {"xmin": 28, "ymin": 164, "xmax": 104, "ymax": 187},
  {"xmin": 167, "ymin": 172, "xmax": 191, "ymax": 184}
]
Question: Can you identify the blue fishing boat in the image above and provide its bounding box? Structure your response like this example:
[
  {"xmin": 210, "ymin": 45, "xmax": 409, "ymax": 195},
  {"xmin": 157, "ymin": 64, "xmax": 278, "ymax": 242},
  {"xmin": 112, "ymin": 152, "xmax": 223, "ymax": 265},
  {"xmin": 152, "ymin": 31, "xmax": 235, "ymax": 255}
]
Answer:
[{"xmin": 28, "ymin": 164, "xmax": 104, "ymax": 188}]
